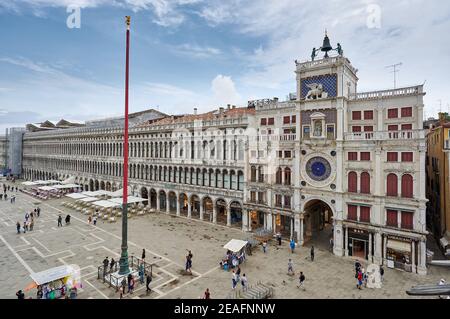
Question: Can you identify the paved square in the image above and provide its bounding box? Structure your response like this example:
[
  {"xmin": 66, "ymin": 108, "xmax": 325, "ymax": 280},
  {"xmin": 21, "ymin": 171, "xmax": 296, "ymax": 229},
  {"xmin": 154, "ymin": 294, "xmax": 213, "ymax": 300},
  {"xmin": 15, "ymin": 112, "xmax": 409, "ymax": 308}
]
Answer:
[{"xmin": 0, "ymin": 190, "xmax": 449, "ymax": 299}]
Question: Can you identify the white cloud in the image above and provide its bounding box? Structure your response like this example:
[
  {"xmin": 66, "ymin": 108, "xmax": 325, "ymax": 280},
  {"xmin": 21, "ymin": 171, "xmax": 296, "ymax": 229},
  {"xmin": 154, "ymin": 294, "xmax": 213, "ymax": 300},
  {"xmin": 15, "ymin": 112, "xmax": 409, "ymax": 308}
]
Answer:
[
  {"xmin": 172, "ymin": 43, "xmax": 221, "ymax": 58},
  {"xmin": 211, "ymin": 74, "xmax": 241, "ymax": 106}
]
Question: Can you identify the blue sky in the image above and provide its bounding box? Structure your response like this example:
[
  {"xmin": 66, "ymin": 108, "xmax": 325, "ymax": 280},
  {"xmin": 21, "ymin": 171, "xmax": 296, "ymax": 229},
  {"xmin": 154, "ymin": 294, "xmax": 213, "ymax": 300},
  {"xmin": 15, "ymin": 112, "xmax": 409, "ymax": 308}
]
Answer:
[{"xmin": 0, "ymin": 0, "xmax": 450, "ymax": 131}]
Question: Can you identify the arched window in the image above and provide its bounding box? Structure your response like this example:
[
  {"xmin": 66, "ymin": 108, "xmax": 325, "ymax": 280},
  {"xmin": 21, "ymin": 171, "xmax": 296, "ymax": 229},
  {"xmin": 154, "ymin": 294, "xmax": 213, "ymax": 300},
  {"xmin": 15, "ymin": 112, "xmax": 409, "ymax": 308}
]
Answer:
[
  {"xmin": 276, "ymin": 167, "xmax": 282, "ymax": 184},
  {"xmin": 401, "ymin": 174, "xmax": 413, "ymax": 198},
  {"xmin": 348, "ymin": 171, "xmax": 357, "ymax": 193},
  {"xmin": 360, "ymin": 172, "xmax": 370, "ymax": 194},
  {"xmin": 250, "ymin": 166, "xmax": 256, "ymax": 182},
  {"xmin": 284, "ymin": 168, "xmax": 291, "ymax": 186},
  {"xmin": 386, "ymin": 173, "xmax": 398, "ymax": 196}
]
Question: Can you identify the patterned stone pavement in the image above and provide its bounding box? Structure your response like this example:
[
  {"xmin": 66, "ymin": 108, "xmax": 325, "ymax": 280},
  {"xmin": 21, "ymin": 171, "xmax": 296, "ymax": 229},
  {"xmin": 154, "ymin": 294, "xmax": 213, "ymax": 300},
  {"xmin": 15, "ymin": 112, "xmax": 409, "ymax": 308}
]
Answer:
[{"xmin": 0, "ymin": 187, "xmax": 449, "ymax": 299}]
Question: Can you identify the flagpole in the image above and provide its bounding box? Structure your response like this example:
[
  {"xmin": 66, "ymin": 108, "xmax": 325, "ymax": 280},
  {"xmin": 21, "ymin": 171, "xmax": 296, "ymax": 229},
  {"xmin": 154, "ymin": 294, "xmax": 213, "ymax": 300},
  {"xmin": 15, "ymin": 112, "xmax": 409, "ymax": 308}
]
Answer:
[{"xmin": 119, "ymin": 16, "xmax": 131, "ymax": 275}]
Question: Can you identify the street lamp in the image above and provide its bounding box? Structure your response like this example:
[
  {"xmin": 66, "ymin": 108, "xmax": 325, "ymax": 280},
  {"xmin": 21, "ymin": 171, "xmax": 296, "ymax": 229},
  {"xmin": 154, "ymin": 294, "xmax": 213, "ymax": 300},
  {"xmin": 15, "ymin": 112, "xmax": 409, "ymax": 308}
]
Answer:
[{"xmin": 118, "ymin": 16, "xmax": 131, "ymax": 276}]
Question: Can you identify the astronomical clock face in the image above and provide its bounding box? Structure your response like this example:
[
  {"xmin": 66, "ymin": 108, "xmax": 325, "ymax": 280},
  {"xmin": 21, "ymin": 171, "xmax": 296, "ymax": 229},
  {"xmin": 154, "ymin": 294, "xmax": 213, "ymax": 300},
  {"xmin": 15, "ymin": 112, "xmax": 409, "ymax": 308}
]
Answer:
[{"xmin": 305, "ymin": 156, "xmax": 332, "ymax": 182}]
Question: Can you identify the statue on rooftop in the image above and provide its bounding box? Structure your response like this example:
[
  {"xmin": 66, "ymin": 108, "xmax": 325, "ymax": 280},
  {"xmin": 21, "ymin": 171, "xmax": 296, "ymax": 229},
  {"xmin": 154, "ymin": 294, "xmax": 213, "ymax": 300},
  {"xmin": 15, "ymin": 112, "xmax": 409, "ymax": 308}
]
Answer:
[
  {"xmin": 336, "ymin": 43, "xmax": 343, "ymax": 56},
  {"xmin": 311, "ymin": 47, "xmax": 317, "ymax": 61}
]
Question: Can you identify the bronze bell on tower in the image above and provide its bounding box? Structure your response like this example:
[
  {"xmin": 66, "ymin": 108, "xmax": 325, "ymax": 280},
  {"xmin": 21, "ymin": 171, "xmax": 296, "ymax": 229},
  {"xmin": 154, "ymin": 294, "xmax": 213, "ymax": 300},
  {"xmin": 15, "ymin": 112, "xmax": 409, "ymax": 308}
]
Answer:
[{"xmin": 321, "ymin": 31, "xmax": 332, "ymax": 58}]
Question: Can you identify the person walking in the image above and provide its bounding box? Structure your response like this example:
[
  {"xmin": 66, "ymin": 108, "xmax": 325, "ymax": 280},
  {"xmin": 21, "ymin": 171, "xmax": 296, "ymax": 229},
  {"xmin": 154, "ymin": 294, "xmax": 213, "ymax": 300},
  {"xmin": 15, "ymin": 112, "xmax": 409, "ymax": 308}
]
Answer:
[
  {"xmin": 288, "ymin": 259, "xmax": 294, "ymax": 275},
  {"xmin": 310, "ymin": 245, "xmax": 315, "ymax": 262},
  {"xmin": 235, "ymin": 266, "xmax": 241, "ymax": 282},
  {"xmin": 231, "ymin": 270, "xmax": 237, "ymax": 290},
  {"xmin": 241, "ymin": 274, "xmax": 248, "ymax": 291},
  {"xmin": 65, "ymin": 214, "xmax": 71, "ymax": 225},
  {"xmin": 16, "ymin": 221, "xmax": 21, "ymax": 234},
  {"xmin": 37, "ymin": 207, "xmax": 40, "ymax": 217},
  {"xmin": 110, "ymin": 258, "xmax": 116, "ymax": 273},
  {"xmin": 16, "ymin": 290, "xmax": 25, "ymax": 299},
  {"xmin": 120, "ymin": 277, "xmax": 127, "ymax": 297},
  {"xmin": 29, "ymin": 220, "xmax": 34, "ymax": 231},
  {"xmin": 127, "ymin": 273, "xmax": 133, "ymax": 293},
  {"xmin": 187, "ymin": 250, "xmax": 193, "ymax": 266},
  {"xmin": 142, "ymin": 249, "xmax": 146, "ymax": 261},
  {"xmin": 356, "ymin": 270, "xmax": 363, "ymax": 290},
  {"xmin": 276, "ymin": 232, "xmax": 282, "ymax": 246},
  {"xmin": 88, "ymin": 215, "xmax": 92, "ymax": 224},
  {"xmin": 146, "ymin": 273, "xmax": 152, "ymax": 294},
  {"xmin": 262, "ymin": 241, "xmax": 267, "ymax": 253},
  {"xmin": 298, "ymin": 272, "xmax": 305, "ymax": 290},
  {"xmin": 380, "ymin": 265, "xmax": 384, "ymax": 282},
  {"xmin": 129, "ymin": 276, "xmax": 135, "ymax": 294},
  {"xmin": 290, "ymin": 239, "xmax": 295, "ymax": 254},
  {"xmin": 204, "ymin": 288, "xmax": 211, "ymax": 299},
  {"xmin": 329, "ymin": 237, "xmax": 334, "ymax": 252},
  {"xmin": 57, "ymin": 215, "xmax": 62, "ymax": 227},
  {"xmin": 25, "ymin": 212, "xmax": 29, "ymax": 222},
  {"xmin": 102, "ymin": 257, "xmax": 109, "ymax": 280},
  {"xmin": 93, "ymin": 216, "xmax": 97, "ymax": 226}
]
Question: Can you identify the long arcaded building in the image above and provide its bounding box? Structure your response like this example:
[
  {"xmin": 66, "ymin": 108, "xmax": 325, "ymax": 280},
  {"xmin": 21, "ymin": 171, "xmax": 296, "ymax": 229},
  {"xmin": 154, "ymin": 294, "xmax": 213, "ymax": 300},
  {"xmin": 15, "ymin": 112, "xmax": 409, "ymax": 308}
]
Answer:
[{"xmin": 15, "ymin": 36, "xmax": 428, "ymax": 274}]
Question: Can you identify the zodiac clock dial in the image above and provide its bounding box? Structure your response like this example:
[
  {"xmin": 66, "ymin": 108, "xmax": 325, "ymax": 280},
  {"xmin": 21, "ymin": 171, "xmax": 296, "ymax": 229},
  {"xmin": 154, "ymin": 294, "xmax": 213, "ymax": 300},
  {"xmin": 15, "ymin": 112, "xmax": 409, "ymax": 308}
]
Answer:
[{"xmin": 306, "ymin": 156, "xmax": 332, "ymax": 181}]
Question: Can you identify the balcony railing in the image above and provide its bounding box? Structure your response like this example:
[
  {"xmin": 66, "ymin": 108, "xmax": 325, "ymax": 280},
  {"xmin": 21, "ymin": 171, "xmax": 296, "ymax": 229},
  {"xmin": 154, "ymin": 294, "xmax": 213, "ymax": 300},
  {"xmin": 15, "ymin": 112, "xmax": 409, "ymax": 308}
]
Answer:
[
  {"xmin": 349, "ymin": 85, "xmax": 423, "ymax": 100},
  {"xmin": 256, "ymin": 134, "xmax": 297, "ymax": 142},
  {"xmin": 345, "ymin": 130, "xmax": 424, "ymax": 141}
]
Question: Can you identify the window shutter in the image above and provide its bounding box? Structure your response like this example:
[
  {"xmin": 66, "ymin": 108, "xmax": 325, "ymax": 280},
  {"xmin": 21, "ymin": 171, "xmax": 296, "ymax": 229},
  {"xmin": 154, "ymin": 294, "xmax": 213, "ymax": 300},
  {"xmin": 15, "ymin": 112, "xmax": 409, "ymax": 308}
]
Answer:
[
  {"xmin": 260, "ymin": 118, "xmax": 267, "ymax": 125},
  {"xmin": 364, "ymin": 110, "xmax": 374, "ymax": 120},
  {"xmin": 352, "ymin": 126, "xmax": 361, "ymax": 132},
  {"xmin": 268, "ymin": 118, "xmax": 274, "ymax": 125},
  {"xmin": 348, "ymin": 152, "xmax": 358, "ymax": 161},
  {"xmin": 401, "ymin": 152, "xmax": 413, "ymax": 162},
  {"xmin": 347, "ymin": 205, "xmax": 357, "ymax": 221},
  {"xmin": 388, "ymin": 108, "xmax": 398, "ymax": 118},
  {"xmin": 387, "ymin": 152, "xmax": 398, "ymax": 162},
  {"xmin": 401, "ymin": 124, "xmax": 412, "ymax": 130},
  {"xmin": 360, "ymin": 206, "xmax": 370, "ymax": 222},
  {"xmin": 360, "ymin": 152, "xmax": 371, "ymax": 161},
  {"xmin": 401, "ymin": 174, "xmax": 413, "ymax": 198},
  {"xmin": 291, "ymin": 115, "xmax": 296, "ymax": 123},
  {"xmin": 388, "ymin": 125, "xmax": 398, "ymax": 131},
  {"xmin": 364, "ymin": 126, "xmax": 374, "ymax": 132},
  {"xmin": 401, "ymin": 107, "xmax": 412, "ymax": 118},
  {"xmin": 348, "ymin": 172, "xmax": 357, "ymax": 193},
  {"xmin": 352, "ymin": 111, "xmax": 362, "ymax": 120},
  {"xmin": 387, "ymin": 173, "xmax": 398, "ymax": 196},
  {"xmin": 387, "ymin": 209, "xmax": 398, "ymax": 227},
  {"xmin": 360, "ymin": 172, "xmax": 370, "ymax": 194},
  {"xmin": 283, "ymin": 116, "xmax": 290, "ymax": 124},
  {"xmin": 401, "ymin": 211, "xmax": 413, "ymax": 229}
]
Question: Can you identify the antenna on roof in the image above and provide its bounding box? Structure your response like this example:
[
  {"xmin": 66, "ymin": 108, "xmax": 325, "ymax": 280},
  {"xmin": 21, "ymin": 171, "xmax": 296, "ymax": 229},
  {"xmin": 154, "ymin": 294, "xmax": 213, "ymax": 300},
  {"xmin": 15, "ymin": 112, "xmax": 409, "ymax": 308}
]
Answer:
[{"xmin": 385, "ymin": 62, "xmax": 402, "ymax": 89}]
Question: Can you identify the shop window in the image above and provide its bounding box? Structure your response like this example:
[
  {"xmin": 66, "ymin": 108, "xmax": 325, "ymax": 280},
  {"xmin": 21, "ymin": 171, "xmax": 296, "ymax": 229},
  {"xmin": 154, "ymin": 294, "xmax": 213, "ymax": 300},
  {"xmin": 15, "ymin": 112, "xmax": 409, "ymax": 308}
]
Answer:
[
  {"xmin": 348, "ymin": 171, "xmax": 357, "ymax": 193},
  {"xmin": 352, "ymin": 111, "xmax": 361, "ymax": 120},
  {"xmin": 360, "ymin": 152, "xmax": 371, "ymax": 161},
  {"xmin": 401, "ymin": 211, "xmax": 413, "ymax": 229},
  {"xmin": 401, "ymin": 107, "xmax": 412, "ymax": 118},
  {"xmin": 386, "ymin": 173, "xmax": 398, "ymax": 196},
  {"xmin": 364, "ymin": 110, "xmax": 374, "ymax": 120},
  {"xmin": 401, "ymin": 174, "xmax": 413, "ymax": 198},
  {"xmin": 347, "ymin": 204, "xmax": 357, "ymax": 221},
  {"xmin": 348, "ymin": 152, "xmax": 358, "ymax": 161},
  {"xmin": 387, "ymin": 152, "xmax": 398, "ymax": 162},
  {"xmin": 401, "ymin": 152, "xmax": 413, "ymax": 162},
  {"xmin": 388, "ymin": 108, "xmax": 398, "ymax": 119},
  {"xmin": 387, "ymin": 209, "xmax": 398, "ymax": 227},
  {"xmin": 360, "ymin": 172, "xmax": 371, "ymax": 194},
  {"xmin": 268, "ymin": 118, "xmax": 275, "ymax": 125},
  {"xmin": 360, "ymin": 206, "xmax": 371, "ymax": 223}
]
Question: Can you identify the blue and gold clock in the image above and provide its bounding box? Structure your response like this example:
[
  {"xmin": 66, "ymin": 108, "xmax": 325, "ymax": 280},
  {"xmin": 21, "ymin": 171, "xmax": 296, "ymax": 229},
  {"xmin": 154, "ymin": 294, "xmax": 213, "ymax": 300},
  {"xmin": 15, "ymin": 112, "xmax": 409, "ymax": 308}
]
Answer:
[{"xmin": 306, "ymin": 157, "xmax": 331, "ymax": 181}]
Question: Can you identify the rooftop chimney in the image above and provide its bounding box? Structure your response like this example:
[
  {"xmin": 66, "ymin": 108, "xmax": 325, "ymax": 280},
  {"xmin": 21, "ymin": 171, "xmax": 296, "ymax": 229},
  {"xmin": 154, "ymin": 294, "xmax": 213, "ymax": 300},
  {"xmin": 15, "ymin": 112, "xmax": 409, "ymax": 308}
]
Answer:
[
  {"xmin": 219, "ymin": 107, "xmax": 224, "ymax": 114},
  {"xmin": 232, "ymin": 105, "xmax": 236, "ymax": 109},
  {"xmin": 194, "ymin": 108, "xmax": 198, "ymax": 115},
  {"xmin": 227, "ymin": 104, "xmax": 231, "ymax": 110}
]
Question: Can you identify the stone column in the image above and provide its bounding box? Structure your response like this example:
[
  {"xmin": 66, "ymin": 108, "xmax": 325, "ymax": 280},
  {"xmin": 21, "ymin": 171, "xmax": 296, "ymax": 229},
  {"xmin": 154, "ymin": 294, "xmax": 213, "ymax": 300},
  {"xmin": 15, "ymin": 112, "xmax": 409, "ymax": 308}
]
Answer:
[
  {"xmin": 242, "ymin": 209, "xmax": 248, "ymax": 232},
  {"xmin": 166, "ymin": 197, "xmax": 170, "ymax": 214},
  {"xmin": 299, "ymin": 214, "xmax": 304, "ymax": 246},
  {"xmin": 213, "ymin": 204, "xmax": 217, "ymax": 224},
  {"xmin": 382, "ymin": 234, "xmax": 387, "ymax": 266},
  {"xmin": 266, "ymin": 212, "xmax": 273, "ymax": 232},
  {"xmin": 156, "ymin": 193, "xmax": 160, "ymax": 212},
  {"xmin": 187, "ymin": 201, "xmax": 192, "ymax": 219},
  {"xmin": 344, "ymin": 226, "xmax": 349, "ymax": 257},
  {"xmin": 375, "ymin": 149, "xmax": 382, "ymax": 196},
  {"xmin": 199, "ymin": 202, "xmax": 204, "ymax": 221},
  {"xmin": 226, "ymin": 208, "xmax": 231, "ymax": 227},
  {"xmin": 411, "ymin": 241, "xmax": 416, "ymax": 273},
  {"xmin": 176, "ymin": 195, "xmax": 181, "ymax": 216},
  {"xmin": 417, "ymin": 239, "xmax": 427, "ymax": 275},
  {"xmin": 368, "ymin": 233, "xmax": 373, "ymax": 262},
  {"xmin": 294, "ymin": 214, "xmax": 300, "ymax": 242}
]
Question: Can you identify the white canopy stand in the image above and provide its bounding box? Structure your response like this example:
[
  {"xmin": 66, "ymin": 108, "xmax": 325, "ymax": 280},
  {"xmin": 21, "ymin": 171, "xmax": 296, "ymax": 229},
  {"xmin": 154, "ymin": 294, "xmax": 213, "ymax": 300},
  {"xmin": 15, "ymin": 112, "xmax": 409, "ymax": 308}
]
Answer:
[
  {"xmin": 38, "ymin": 186, "xmax": 56, "ymax": 191},
  {"xmin": 79, "ymin": 197, "xmax": 99, "ymax": 202},
  {"xmin": 30, "ymin": 265, "xmax": 79, "ymax": 286},
  {"xmin": 92, "ymin": 200, "xmax": 120, "ymax": 208},
  {"xmin": 65, "ymin": 193, "xmax": 87, "ymax": 199},
  {"xmin": 53, "ymin": 184, "xmax": 81, "ymax": 189},
  {"xmin": 110, "ymin": 187, "xmax": 132, "ymax": 197},
  {"xmin": 109, "ymin": 196, "xmax": 146, "ymax": 204},
  {"xmin": 223, "ymin": 239, "xmax": 248, "ymax": 253}
]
